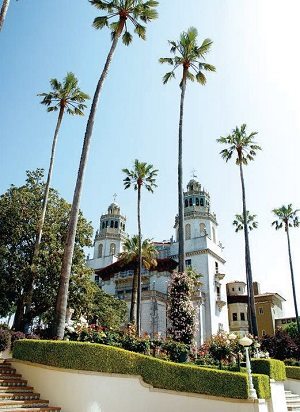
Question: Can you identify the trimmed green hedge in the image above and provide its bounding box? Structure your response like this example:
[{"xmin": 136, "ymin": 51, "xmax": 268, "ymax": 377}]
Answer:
[
  {"xmin": 251, "ymin": 359, "xmax": 286, "ymax": 381},
  {"xmin": 286, "ymin": 366, "xmax": 300, "ymax": 380},
  {"xmin": 13, "ymin": 340, "xmax": 270, "ymax": 399}
]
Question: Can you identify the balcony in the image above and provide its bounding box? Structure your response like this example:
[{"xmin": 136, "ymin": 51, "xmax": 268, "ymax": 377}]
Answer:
[
  {"xmin": 215, "ymin": 272, "xmax": 225, "ymax": 281},
  {"xmin": 216, "ymin": 295, "xmax": 226, "ymax": 310}
]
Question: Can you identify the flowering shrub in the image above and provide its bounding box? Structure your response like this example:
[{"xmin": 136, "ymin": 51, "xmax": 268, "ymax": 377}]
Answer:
[
  {"xmin": 10, "ymin": 331, "xmax": 25, "ymax": 349},
  {"xmin": 0, "ymin": 328, "xmax": 10, "ymax": 352},
  {"xmin": 161, "ymin": 339, "xmax": 189, "ymax": 362},
  {"xmin": 167, "ymin": 271, "xmax": 197, "ymax": 345}
]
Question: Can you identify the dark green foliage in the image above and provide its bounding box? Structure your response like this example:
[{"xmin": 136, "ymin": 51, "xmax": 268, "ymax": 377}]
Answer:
[
  {"xmin": 13, "ymin": 340, "xmax": 271, "ymax": 399},
  {"xmin": 161, "ymin": 340, "xmax": 189, "ymax": 363},
  {"xmin": 260, "ymin": 329, "xmax": 299, "ymax": 360},
  {"xmin": 286, "ymin": 366, "xmax": 300, "ymax": 380},
  {"xmin": 285, "ymin": 359, "xmax": 300, "ymax": 367},
  {"xmin": 251, "ymin": 359, "xmax": 286, "ymax": 381},
  {"xmin": 10, "ymin": 331, "xmax": 25, "ymax": 349},
  {"xmin": 0, "ymin": 328, "xmax": 10, "ymax": 352},
  {"xmin": 252, "ymin": 374, "xmax": 271, "ymax": 399}
]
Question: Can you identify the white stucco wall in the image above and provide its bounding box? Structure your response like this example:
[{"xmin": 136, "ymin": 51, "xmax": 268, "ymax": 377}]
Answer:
[
  {"xmin": 268, "ymin": 380, "xmax": 288, "ymax": 412},
  {"xmin": 12, "ymin": 360, "xmax": 269, "ymax": 412}
]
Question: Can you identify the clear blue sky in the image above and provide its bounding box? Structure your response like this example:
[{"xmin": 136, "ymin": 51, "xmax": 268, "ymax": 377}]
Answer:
[{"xmin": 1, "ymin": 0, "xmax": 300, "ymax": 316}]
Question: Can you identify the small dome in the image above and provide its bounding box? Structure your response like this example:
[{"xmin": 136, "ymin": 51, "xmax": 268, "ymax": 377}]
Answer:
[
  {"xmin": 187, "ymin": 179, "xmax": 201, "ymax": 192},
  {"xmin": 108, "ymin": 202, "xmax": 120, "ymax": 214}
]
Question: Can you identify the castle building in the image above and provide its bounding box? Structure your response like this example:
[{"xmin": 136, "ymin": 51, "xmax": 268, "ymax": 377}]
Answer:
[
  {"xmin": 87, "ymin": 179, "xmax": 229, "ymax": 344},
  {"xmin": 226, "ymin": 281, "xmax": 285, "ymax": 337}
]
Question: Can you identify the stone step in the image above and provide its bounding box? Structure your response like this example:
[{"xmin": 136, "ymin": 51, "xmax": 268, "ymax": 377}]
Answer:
[
  {"xmin": 0, "ymin": 376, "xmax": 21, "ymax": 381},
  {"xmin": 0, "ymin": 381, "xmax": 27, "ymax": 388},
  {"xmin": 0, "ymin": 370, "xmax": 17, "ymax": 376},
  {"xmin": 0, "ymin": 388, "xmax": 34, "ymax": 394},
  {"xmin": 0, "ymin": 409, "xmax": 60, "ymax": 412},
  {"xmin": 0, "ymin": 399, "xmax": 49, "ymax": 409},
  {"xmin": 286, "ymin": 394, "xmax": 300, "ymax": 399},
  {"xmin": 0, "ymin": 393, "xmax": 40, "ymax": 401}
]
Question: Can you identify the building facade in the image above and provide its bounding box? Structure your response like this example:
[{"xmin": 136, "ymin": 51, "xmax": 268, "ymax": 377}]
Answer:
[
  {"xmin": 226, "ymin": 281, "xmax": 285, "ymax": 337},
  {"xmin": 87, "ymin": 179, "xmax": 229, "ymax": 344}
]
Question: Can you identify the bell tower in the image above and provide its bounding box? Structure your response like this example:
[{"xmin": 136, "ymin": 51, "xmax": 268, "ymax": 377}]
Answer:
[{"xmin": 87, "ymin": 201, "xmax": 127, "ymax": 270}]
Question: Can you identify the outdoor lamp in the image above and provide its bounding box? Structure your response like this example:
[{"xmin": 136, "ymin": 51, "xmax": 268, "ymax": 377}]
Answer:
[
  {"xmin": 228, "ymin": 333, "xmax": 237, "ymax": 341},
  {"xmin": 239, "ymin": 337, "xmax": 257, "ymax": 399},
  {"xmin": 254, "ymin": 341, "xmax": 261, "ymax": 358}
]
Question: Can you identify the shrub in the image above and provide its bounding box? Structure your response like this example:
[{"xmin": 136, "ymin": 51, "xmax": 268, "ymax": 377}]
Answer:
[
  {"xmin": 252, "ymin": 374, "xmax": 271, "ymax": 399},
  {"xmin": 286, "ymin": 366, "xmax": 300, "ymax": 380},
  {"xmin": 13, "ymin": 339, "xmax": 270, "ymax": 399},
  {"xmin": 161, "ymin": 340, "xmax": 189, "ymax": 363},
  {"xmin": 251, "ymin": 359, "xmax": 286, "ymax": 381},
  {"xmin": 284, "ymin": 359, "xmax": 300, "ymax": 367},
  {"xmin": 260, "ymin": 329, "xmax": 299, "ymax": 360},
  {"xmin": 0, "ymin": 328, "xmax": 10, "ymax": 352},
  {"xmin": 10, "ymin": 331, "xmax": 25, "ymax": 349}
]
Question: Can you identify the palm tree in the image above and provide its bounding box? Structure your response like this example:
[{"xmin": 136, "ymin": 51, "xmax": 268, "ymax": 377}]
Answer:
[
  {"xmin": 233, "ymin": 211, "xmax": 258, "ymax": 233},
  {"xmin": 217, "ymin": 124, "xmax": 261, "ymax": 336},
  {"xmin": 119, "ymin": 235, "xmax": 158, "ymax": 324},
  {"xmin": 159, "ymin": 27, "xmax": 215, "ymax": 273},
  {"xmin": 23, "ymin": 73, "xmax": 89, "ymax": 327},
  {"xmin": 122, "ymin": 159, "xmax": 158, "ymax": 335},
  {"xmin": 54, "ymin": 0, "xmax": 158, "ymax": 339},
  {"xmin": 272, "ymin": 205, "xmax": 300, "ymax": 334},
  {"xmin": 0, "ymin": 0, "xmax": 10, "ymax": 31}
]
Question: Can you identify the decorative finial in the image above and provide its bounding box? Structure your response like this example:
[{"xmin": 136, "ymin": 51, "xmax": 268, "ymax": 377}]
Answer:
[
  {"xmin": 191, "ymin": 169, "xmax": 198, "ymax": 179},
  {"xmin": 113, "ymin": 193, "xmax": 117, "ymax": 203}
]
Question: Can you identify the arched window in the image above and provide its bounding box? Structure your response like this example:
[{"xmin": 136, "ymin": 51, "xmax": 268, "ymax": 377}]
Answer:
[
  {"xmin": 196, "ymin": 197, "xmax": 199, "ymax": 206},
  {"xmin": 185, "ymin": 224, "xmax": 191, "ymax": 240},
  {"xmin": 114, "ymin": 221, "xmax": 119, "ymax": 229},
  {"xmin": 200, "ymin": 198, "xmax": 204, "ymax": 206},
  {"xmin": 189, "ymin": 198, "xmax": 193, "ymax": 206},
  {"xmin": 110, "ymin": 243, "xmax": 116, "ymax": 255},
  {"xmin": 98, "ymin": 244, "xmax": 103, "ymax": 258},
  {"xmin": 110, "ymin": 220, "xmax": 114, "ymax": 228},
  {"xmin": 212, "ymin": 227, "xmax": 216, "ymax": 243},
  {"xmin": 200, "ymin": 223, "xmax": 206, "ymax": 236},
  {"xmin": 102, "ymin": 221, "xmax": 105, "ymax": 229},
  {"xmin": 185, "ymin": 199, "xmax": 188, "ymax": 207}
]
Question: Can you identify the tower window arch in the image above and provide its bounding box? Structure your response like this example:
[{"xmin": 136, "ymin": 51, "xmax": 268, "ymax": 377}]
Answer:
[
  {"xmin": 200, "ymin": 223, "xmax": 206, "ymax": 236},
  {"xmin": 98, "ymin": 244, "xmax": 103, "ymax": 258},
  {"xmin": 102, "ymin": 222, "xmax": 105, "ymax": 229},
  {"xmin": 110, "ymin": 243, "xmax": 116, "ymax": 256},
  {"xmin": 185, "ymin": 223, "xmax": 191, "ymax": 240},
  {"xmin": 114, "ymin": 221, "xmax": 119, "ymax": 229},
  {"xmin": 189, "ymin": 198, "xmax": 193, "ymax": 206},
  {"xmin": 110, "ymin": 220, "xmax": 114, "ymax": 228},
  {"xmin": 196, "ymin": 197, "xmax": 199, "ymax": 206},
  {"xmin": 185, "ymin": 199, "xmax": 188, "ymax": 207},
  {"xmin": 200, "ymin": 198, "xmax": 204, "ymax": 206}
]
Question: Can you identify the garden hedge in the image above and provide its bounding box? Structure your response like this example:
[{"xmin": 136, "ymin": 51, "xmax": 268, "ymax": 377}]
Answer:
[
  {"xmin": 13, "ymin": 340, "xmax": 270, "ymax": 399},
  {"xmin": 251, "ymin": 359, "xmax": 286, "ymax": 381},
  {"xmin": 286, "ymin": 366, "xmax": 300, "ymax": 380}
]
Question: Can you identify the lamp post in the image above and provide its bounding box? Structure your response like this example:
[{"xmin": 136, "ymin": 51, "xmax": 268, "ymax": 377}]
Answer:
[
  {"xmin": 239, "ymin": 336, "xmax": 257, "ymax": 399},
  {"xmin": 254, "ymin": 341, "xmax": 260, "ymax": 358}
]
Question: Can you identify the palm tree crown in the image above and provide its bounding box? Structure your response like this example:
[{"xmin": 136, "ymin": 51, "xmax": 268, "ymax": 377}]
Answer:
[
  {"xmin": 272, "ymin": 204, "xmax": 299, "ymax": 231},
  {"xmin": 119, "ymin": 235, "xmax": 158, "ymax": 269},
  {"xmin": 122, "ymin": 159, "xmax": 158, "ymax": 191},
  {"xmin": 90, "ymin": 0, "xmax": 159, "ymax": 45},
  {"xmin": 217, "ymin": 124, "xmax": 261, "ymax": 164},
  {"xmin": 159, "ymin": 26, "xmax": 216, "ymax": 86},
  {"xmin": 233, "ymin": 212, "xmax": 258, "ymax": 233},
  {"xmin": 38, "ymin": 72, "xmax": 90, "ymax": 115}
]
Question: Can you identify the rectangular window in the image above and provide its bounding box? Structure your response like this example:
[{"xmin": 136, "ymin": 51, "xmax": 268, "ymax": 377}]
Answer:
[
  {"xmin": 240, "ymin": 312, "xmax": 245, "ymax": 321},
  {"xmin": 262, "ymin": 330, "xmax": 266, "ymax": 336},
  {"xmin": 185, "ymin": 259, "xmax": 192, "ymax": 267},
  {"xmin": 215, "ymin": 262, "xmax": 219, "ymax": 273},
  {"xmin": 232, "ymin": 313, "xmax": 238, "ymax": 321},
  {"xmin": 95, "ymin": 275, "xmax": 99, "ymax": 284},
  {"xmin": 259, "ymin": 307, "xmax": 264, "ymax": 315}
]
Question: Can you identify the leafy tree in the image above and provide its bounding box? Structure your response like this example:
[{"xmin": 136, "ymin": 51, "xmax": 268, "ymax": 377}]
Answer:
[
  {"xmin": 260, "ymin": 329, "xmax": 299, "ymax": 360},
  {"xmin": 118, "ymin": 235, "xmax": 158, "ymax": 326},
  {"xmin": 167, "ymin": 271, "xmax": 197, "ymax": 345},
  {"xmin": 159, "ymin": 27, "xmax": 215, "ymax": 273},
  {"xmin": 0, "ymin": 170, "xmax": 93, "ymax": 331},
  {"xmin": 24, "ymin": 74, "xmax": 89, "ymax": 320},
  {"xmin": 55, "ymin": 0, "xmax": 158, "ymax": 340},
  {"xmin": 233, "ymin": 211, "xmax": 258, "ymax": 233},
  {"xmin": 122, "ymin": 160, "xmax": 158, "ymax": 335},
  {"xmin": 272, "ymin": 204, "xmax": 300, "ymax": 334},
  {"xmin": 217, "ymin": 124, "xmax": 261, "ymax": 336},
  {"xmin": 284, "ymin": 321, "xmax": 300, "ymax": 342}
]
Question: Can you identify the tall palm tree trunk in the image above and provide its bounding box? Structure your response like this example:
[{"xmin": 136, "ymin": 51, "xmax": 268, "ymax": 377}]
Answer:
[
  {"xmin": 136, "ymin": 184, "xmax": 142, "ymax": 336},
  {"xmin": 130, "ymin": 267, "xmax": 138, "ymax": 323},
  {"xmin": 239, "ymin": 160, "xmax": 258, "ymax": 336},
  {"xmin": 286, "ymin": 227, "xmax": 300, "ymax": 334},
  {"xmin": 24, "ymin": 106, "xmax": 65, "ymax": 325},
  {"xmin": 0, "ymin": 0, "xmax": 10, "ymax": 31},
  {"xmin": 54, "ymin": 21, "xmax": 125, "ymax": 339},
  {"xmin": 178, "ymin": 73, "xmax": 187, "ymax": 273}
]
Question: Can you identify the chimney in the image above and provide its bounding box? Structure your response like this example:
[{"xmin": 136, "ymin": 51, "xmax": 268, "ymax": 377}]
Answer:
[{"xmin": 253, "ymin": 282, "xmax": 260, "ymax": 295}]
